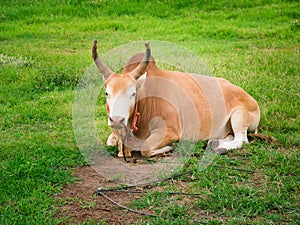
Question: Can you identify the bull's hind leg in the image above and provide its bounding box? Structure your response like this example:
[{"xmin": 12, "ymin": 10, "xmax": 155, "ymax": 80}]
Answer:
[{"xmin": 209, "ymin": 111, "xmax": 251, "ymax": 154}]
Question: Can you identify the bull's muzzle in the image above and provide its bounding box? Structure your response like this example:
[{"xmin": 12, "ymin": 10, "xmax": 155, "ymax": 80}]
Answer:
[{"xmin": 108, "ymin": 116, "xmax": 126, "ymax": 129}]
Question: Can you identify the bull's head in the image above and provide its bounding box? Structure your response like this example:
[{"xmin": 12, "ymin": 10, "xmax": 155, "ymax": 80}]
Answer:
[{"xmin": 92, "ymin": 40, "xmax": 150, "ymax": 131}]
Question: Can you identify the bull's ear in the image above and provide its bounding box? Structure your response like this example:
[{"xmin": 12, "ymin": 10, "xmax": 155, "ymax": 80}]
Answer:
[{"xmin": 136, "ymin": 72, "xmax": 147, "ymax": 89}]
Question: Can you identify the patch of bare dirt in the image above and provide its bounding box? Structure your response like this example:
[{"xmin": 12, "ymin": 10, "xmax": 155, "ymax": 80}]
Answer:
[{"xmin": 55, "ymin": 166, "xmax": 149, "ymax": 224}]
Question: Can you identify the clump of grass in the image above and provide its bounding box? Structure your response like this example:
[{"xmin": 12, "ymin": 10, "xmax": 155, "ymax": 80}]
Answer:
[{"xmin": 34, "ymin": 66, "xmax": 81, "ymax": 91}]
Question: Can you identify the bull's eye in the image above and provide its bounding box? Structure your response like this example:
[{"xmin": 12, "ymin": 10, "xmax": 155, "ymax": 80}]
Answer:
[
  {"xmin": 132, "ymin": 92, "xmax": 136, "ymax": 97},
  {"xmin": 105, "ymin": 92, "xmax": 110, "ymax": 98}
]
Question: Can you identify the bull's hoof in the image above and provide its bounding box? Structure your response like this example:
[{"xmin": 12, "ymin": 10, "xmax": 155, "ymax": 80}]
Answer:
[
  {"xmin": 207, "ymin": 139, "xmax": 219, "ymax": 150},
  {"xmin": 218, "ymin": 148, "xmax": 228, "ymax": 155},
  {"xmin": 117, "ymin": 151, "xmax": 132, "ymax": 158}
]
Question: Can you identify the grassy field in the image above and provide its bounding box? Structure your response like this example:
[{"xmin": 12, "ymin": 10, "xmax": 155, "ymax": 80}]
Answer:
[{"xmin": 1, "ymin": 0, "xmax": 299, "ymax": 224}]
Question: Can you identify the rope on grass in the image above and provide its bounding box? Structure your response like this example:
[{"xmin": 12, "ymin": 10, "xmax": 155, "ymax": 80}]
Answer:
[
  {"xmin": 96, "ymin": 188, "xmax": 208, "ymax": 224},
  {"xmin": 94, "ymin": 162, "xmax": 295, "ymax": 223},
  {"xmin": 97, "ymin": 190, "xmax": 157, "ymax": 217},
  {"xmin": 94, "ymin": 168, "xmax": 209, "ymax": 224}
]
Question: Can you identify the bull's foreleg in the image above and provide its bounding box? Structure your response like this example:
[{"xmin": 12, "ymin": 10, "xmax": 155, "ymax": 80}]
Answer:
[
  {"xmin": 140, "ymin": 132, "xmax": 174, "ymax": 157},
  {"xmin": 141, "ymin": 145, "xmax": 174, "ymax": 158},
  {"xmin": 141, "ymin": 129, "xmax": 174, "ymax": 157},
  {"xmin": 138, "ymin": 117, "xmax": 170, "ymax": 157},
  {"xmin": 118, "ymin": 145, "xmax": 132, "ymax": 158},
  {"xmin": 107, "ymin": 133, "xmax": 130, "ymax": 157},
  {"xmin": 107, "ymin": 133, "xmax": 118, "ymax": 146}
]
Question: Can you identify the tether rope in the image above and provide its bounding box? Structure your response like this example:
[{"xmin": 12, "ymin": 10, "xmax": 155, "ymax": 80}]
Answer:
[{"xmin": 94, "ymin": 162, "xmax": 296, "ymax": 223}]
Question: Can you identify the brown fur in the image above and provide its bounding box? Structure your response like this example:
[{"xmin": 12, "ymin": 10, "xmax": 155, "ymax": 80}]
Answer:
[{"xmin": 104, "ymin": 73, "xmax": 136, "ymax": 95}]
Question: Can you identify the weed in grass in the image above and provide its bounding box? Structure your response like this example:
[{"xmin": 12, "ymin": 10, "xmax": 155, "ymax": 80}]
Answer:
[
  {"xmin": 0, "ymin": 54, "xmax": 33, "ymax": 67},
  {"xmin": 79, "ymin": 199, "xmax": 96, "ymax": 210}
]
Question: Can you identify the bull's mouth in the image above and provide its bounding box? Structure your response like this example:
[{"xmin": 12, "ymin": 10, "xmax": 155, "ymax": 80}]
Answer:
[
  {"xmin": 108, "ymin": 116, "xmax": 136, "ymax": 145},
  {"xmin": 109, "ymin": 124, "xmax": 125, "ymax": 130},
  {"xmin": 110, "ymin": 124, "xmax": 135, "ymax": 145}
]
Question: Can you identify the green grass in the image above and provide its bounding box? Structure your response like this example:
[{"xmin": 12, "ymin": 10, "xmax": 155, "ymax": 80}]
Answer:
[{"xmin": 1, "ymin": 0, "xmax": 299, "ymax": 224}]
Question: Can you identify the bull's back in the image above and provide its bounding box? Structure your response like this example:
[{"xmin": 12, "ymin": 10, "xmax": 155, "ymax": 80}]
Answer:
[{"xmin": 147, "ymin": 70, "xmax": 258, "ymax": 139}]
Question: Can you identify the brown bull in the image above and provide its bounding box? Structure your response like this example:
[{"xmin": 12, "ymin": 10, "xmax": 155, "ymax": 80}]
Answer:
[{"xmin": 92, "ymin": 40, "xmax": 260, "ymax": 158}]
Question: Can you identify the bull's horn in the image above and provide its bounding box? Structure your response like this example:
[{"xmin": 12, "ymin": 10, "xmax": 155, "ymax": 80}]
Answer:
[
  {"xmin": 92, "ymin": 40, "xmax": 114, "ymax": 79},
  {"xmin": 130, "ymin": 42, "xmax": 151, "ymax": 79}
]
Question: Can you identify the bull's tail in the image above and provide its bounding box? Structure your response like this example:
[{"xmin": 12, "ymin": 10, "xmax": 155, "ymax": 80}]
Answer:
[{"xmin": 248, "ymin": 129, "xmax": 279, "ymax": 145}]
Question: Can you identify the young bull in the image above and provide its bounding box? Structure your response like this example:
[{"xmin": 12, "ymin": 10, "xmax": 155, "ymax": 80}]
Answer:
[{"xmin": 92, "ymin": 40, "xmax": 260, "ymax": 158}]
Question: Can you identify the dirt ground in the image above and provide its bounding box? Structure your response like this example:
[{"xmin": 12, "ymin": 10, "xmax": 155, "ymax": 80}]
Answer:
[{"xmin": 55, "ymin": 166, "xmax": 152, "ymax": 224}]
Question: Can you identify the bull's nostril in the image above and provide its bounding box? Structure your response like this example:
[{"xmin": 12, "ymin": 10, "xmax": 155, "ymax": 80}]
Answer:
[{"xmin": 109, "ymin": 116, "xmax": 126, "ymax": 129}]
